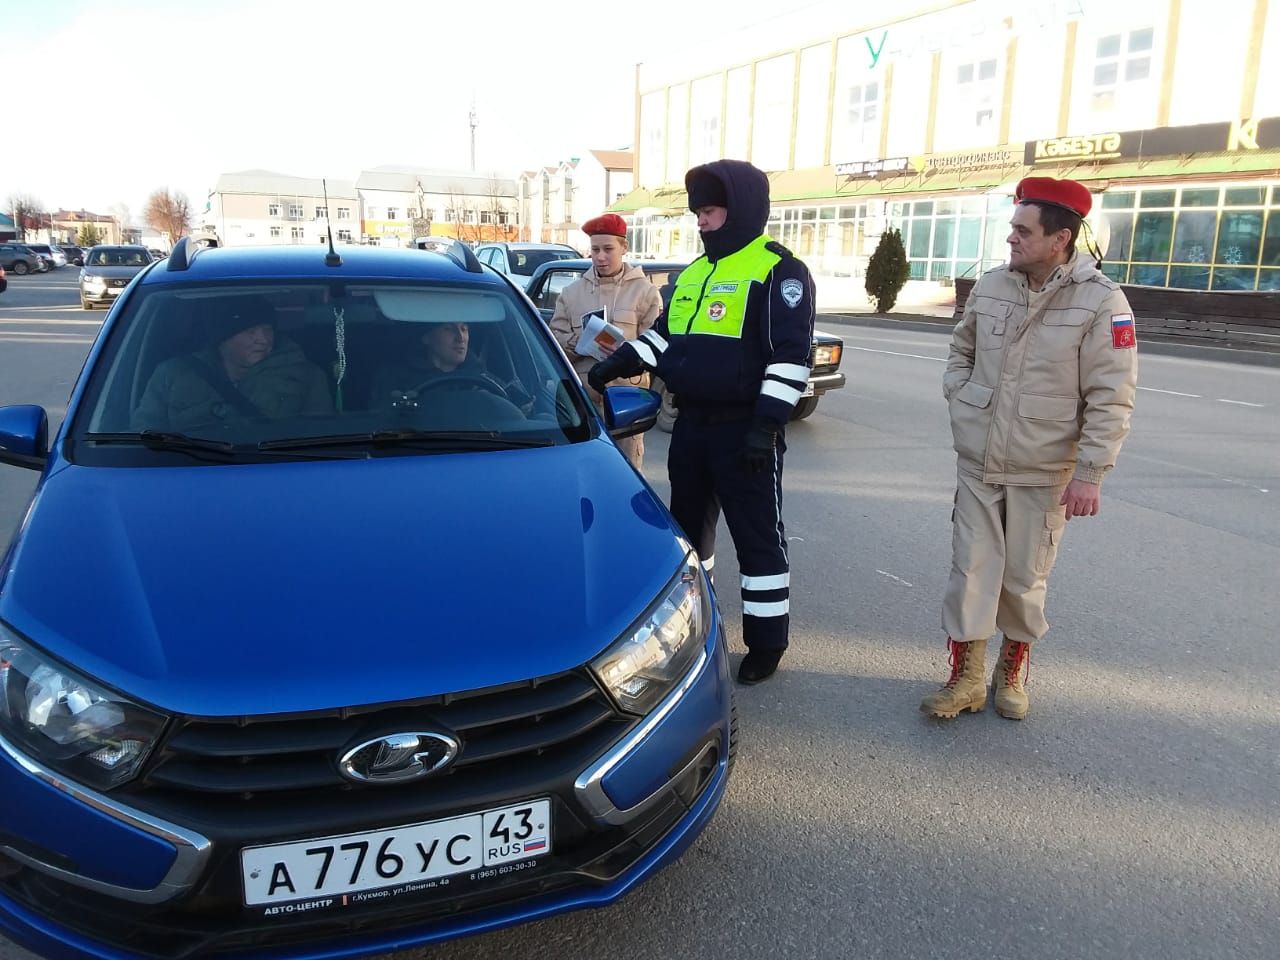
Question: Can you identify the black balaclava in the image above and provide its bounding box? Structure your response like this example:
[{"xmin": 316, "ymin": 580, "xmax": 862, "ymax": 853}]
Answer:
[{"xmin": 685, "ymin": 159, "xmax": 770, "ymax": 263}]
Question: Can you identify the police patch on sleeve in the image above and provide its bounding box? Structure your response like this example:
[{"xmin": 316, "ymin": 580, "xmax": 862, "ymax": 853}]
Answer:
[{"xmin": 780, "ymin": 278, "xmax": 804, "ymax": 308}]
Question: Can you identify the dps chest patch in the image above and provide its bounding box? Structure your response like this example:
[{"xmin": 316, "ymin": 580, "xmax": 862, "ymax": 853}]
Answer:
[
  {"xmin": 1111, "ymin": 313, "xmax": 1136, "ymax": 349},
  {"xmin": 708, "ymin": 282, "xmax": 738, "ymax": 294},
  {"xmin": 706, "ymin": 301, "xmax": 727, "ymax": 321},
  {"xmin": 780, "ymin": 278, "xmax": 804, "ymax": 308}
]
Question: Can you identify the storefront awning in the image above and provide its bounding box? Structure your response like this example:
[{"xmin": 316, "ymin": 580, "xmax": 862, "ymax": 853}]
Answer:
[{"xmin": 610, "ymin": 149, "xmax": 1280, "ymax": 215}]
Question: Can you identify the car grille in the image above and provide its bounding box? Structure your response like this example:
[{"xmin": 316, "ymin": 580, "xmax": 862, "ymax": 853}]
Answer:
[
  {"xmin": 108, "ymin": 278, "xmax": 129, "ymax": 287},
  {"xmin": 123, "ymin": 671, "xmax": 630, "ymax": 820}
]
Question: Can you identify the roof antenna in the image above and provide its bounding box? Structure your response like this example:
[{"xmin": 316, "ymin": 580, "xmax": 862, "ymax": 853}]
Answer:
[{"xmin": 322, "ymin": 179, "xmax": 341, "ymax": 267}]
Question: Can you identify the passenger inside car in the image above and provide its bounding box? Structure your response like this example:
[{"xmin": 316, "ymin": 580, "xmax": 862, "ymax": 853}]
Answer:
[{"xmin": 132, "ymin": 295, "xmax": 332, "ymax": 432}]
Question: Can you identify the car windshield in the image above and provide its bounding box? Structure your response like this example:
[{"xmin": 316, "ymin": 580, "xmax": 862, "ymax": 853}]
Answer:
[
  {"xmin": 73, "ymin": 279, "xmax": 593, "ymax": 464},
  {"xmin": 87, "ymin": 248, "xmax": 151, "ymax": 266},
  {"xmin": 509, "ymin": 249, "xmax": 578, "ymax": 276}
]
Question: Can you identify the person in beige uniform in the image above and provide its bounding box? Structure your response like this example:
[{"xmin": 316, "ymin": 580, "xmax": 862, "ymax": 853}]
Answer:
[
  {"xmin": 922, "ymin": 176, "xmax": 1139, "ymax": 721},
  {"xmin": 549, "ymin": 213, "xmax": 662, "ymax": 469}
]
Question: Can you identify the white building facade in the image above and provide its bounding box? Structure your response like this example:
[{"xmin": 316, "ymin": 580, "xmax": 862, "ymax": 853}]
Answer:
[
  {"xmin": 619, "ymin": 0, "xmax": 1280, "ymax": 295},
  {"xmin": 205, "ymin": 171, "xmax": 360, "ymax": 248}
]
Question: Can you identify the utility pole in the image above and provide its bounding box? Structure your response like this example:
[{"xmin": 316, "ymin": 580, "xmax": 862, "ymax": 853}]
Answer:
[{"xmin": 469, "ymin": 102, "xmax": 478, "ymax": 172}]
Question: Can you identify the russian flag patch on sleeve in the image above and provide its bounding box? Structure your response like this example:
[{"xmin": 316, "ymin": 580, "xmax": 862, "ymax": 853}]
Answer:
[{"xmin": 1111, "ymin": 313, "xmax": 1136, "ymax": 349}]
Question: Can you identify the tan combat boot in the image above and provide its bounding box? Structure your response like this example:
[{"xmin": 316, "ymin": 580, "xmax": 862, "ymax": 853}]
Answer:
[
  {"xmin": 920, "ymin": 637, "xmax": 988, "ymax": 718},
  {"xmin": 991, "ymin": 638, "xmax": 1031, "ymax": 720}
]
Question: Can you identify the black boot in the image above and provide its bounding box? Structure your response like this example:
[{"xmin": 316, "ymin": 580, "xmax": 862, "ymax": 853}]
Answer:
[{"xmin": 737, "ymin": 648, "xmax": 784, "ymax": 685}]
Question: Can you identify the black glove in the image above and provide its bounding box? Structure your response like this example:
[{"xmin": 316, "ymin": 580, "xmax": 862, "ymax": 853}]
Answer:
[
  {"xmin": 741, "ymin": 420, "xmax": 778, "ymax": 473},
  {"xmin": 587, "ymin": 352, "xmax": 630, "ymax": 394}
]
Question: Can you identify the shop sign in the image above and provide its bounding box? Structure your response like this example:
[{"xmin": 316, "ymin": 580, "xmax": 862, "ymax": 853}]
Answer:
[
  {"xmin": 836, "ymin": 157, "xmax": 914, "ymax": 178},
  {"xmin": 1026, "ymin": 118, "xmax": 1280, "ymax": 165},
  {"xmin": 920, "ymin": 145, "xmax": 1025, "ymax": 172}
]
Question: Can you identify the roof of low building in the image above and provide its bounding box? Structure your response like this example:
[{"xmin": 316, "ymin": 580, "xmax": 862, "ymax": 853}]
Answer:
[
  {"xmin": 590, "ymin": 149, "xmax": 633, "ymax": 170},
  {"xmin": 214, "ymin": 170, "xmax": 358, "ymax": 198},
  {"xmin": 356, "ymin": 166, "xmax": 518, "ymax": 195}
]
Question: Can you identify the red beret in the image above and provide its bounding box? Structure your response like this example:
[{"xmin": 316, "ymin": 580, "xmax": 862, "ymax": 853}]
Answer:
[
  {"xmin": 1015, "ymin": 176, "xmax": 1092, "ymax": 219},
  {"xmin": 581, "ymin": 213, "xmax": 628, "ymax": 239}
]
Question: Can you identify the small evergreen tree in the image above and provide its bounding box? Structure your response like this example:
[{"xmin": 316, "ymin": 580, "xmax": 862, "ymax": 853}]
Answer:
[
  {"xmin": 865, "ymin": 227, "xmax": 911, "ymax": 314},
  {"xmin": 77, "ymin": 223, "xmax": 104, "ymax": 247}
]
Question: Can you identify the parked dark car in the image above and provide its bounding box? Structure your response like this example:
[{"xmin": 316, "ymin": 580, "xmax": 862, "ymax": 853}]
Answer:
[
  {"xmin": 59, "ymin": 244, "xmax": 85, "ymax": 266},
  {"xmin": 524, "ymin": 258, "xmax": 846, "ymax": 425},
  {"xmin": 0, "ymin": 243, "xmax": 43, "ymax": 276},
  {"xmin": 473, "ymin": 242, "xmax": 581, "ymax": 290},
  {"xmin": 79, "ymin": 244, "xmax": 154, "ymax": 309}
]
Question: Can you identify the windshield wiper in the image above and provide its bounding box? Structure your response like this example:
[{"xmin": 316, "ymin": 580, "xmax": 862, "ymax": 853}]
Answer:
[
  {"xmin": 87, "ymin": 431, "xmax": 237, "ymax": 454},
  {"xmin": 258, "ymin": 429, "xmax": 553, "ymax": 452}
]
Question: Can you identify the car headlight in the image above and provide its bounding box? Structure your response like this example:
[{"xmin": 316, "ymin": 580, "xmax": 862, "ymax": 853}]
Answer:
[
  {"xmin": 813, "ymin": 343, "xmax": 841, "ymax": 367},
  {"xmin": 82, "ymin": 274, "xmax": 105, "ymax": 288},
  {"xmin": 0, "ymin": 625, "xmax": 167, "ymax": 790},
  {"xmin": 590, "ymin": 552, "xmax": 710, "ymax": 716}
]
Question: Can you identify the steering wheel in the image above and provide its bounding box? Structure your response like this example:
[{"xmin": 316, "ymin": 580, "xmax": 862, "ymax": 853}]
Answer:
[{"xmin": 411, "ymin": 373, "xmax": 509, "ymax": 400}]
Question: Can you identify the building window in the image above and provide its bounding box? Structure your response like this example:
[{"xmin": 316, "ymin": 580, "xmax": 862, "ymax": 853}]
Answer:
[
  {"xmin": 955, "ymin": 59, "xmax": 998, "ymax": 131},
  {"xmin": 268, "ymin": 203, "xmax": 281, "ymax": 216},
  {"xmin": 270, "ymin": 226, "xmax": 281, "ymax": 238},
  {"xmin": 387, "ymin": 207, "xmax": 398, "ymax": 221},
  {"xmin": 422, "ymin": 207, "xmax": 435, "ymax": 221},
  {"xmin": 315, "ymin": 206, "xmax": 327, "ymax": 219},
  {"xmin": 291, "ymin": 227, "xmax": 304, "ymax": 240},
  {"xmin": 480, "ymin": 211, "xmax": 494, "ymax": 224},
  {"xmin": 1092, "ymin": 27, "xmax": 1154, "ymax": 111},
  {"xmin": 337, "ymin": 229, "xmax": 352, "ymax": 242},
  {"xmin": 406, "ymin": 208, "xmax": 417, "ymax": 220},
  {"xmin": 445, "ymin": 207, "xmax": 456, "ymax": 222},
  {"xmin": 498, "ymin": 212, "xmax": 509, "ymax": 225},
  {"xmin": 463, "ymin": 209, "xmax": 476, "ymax": 224},
  {"xmin": 846, "ymin": 82, "xmax": 879, "ymax": 149},
  {"xmin": 336, "ymin": 206, "xmax": 350, "ymax": 219},
  {"xmin": 288, "ymin": 204, "xmax": 304, "ymax": 219}
]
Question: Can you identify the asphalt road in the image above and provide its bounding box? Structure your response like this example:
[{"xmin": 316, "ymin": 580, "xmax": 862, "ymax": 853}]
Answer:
[{"xmin": 1, "ymin": 271, "xmax": 1277, "ymax": 960}]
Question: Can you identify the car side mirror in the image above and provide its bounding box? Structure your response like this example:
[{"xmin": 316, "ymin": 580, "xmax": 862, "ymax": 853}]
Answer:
[
  {"xmin": 0, "ymin": 405, "xmax": 49, "ymax": 470},
  {"xmin": 602, "ymin": 386, "xmax": 660, "ymax": 440}
]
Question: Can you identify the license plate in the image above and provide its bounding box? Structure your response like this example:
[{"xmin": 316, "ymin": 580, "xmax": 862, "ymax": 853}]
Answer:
[
  {"xmin": 240, "ymin": 798, "xmax": 551, "ymax": 906},
  {"xmin": 801, "ymin": 382, "xmax": 815, "ymax": 398},
  {"xmin": 106, "ymin": 286, "xmax": 121, "ymax": 295}
]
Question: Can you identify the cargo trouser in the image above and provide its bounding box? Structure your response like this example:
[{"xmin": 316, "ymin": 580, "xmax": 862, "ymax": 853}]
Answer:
[{"xmin": 942, "ymin": 469, "xmax": 1069, "ymax": 644}]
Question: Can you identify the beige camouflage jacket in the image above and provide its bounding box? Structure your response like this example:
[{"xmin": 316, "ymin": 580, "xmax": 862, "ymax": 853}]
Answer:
[{"xmin": 943, "ymin": 254, "xmax": 1139, "ymax": 486}]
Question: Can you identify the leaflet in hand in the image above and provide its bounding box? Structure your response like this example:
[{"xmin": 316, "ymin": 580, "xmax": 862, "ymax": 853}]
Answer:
[{"xmin": 579, "ymin": 308, "xmax": 625, "ymax": 362}]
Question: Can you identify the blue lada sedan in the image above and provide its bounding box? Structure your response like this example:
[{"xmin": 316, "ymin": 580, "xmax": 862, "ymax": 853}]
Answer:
[{"xmin": 0, "ymin": 239, "xmax": 734, "ymax": 960}]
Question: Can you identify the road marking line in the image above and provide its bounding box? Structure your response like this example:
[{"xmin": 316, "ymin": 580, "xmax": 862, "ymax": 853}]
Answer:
[
  {"xmin": 846, "ymin": 346, "xmax": 945, "ymax": 362},
  {"xmin": 0, "ymin": 333, "xmax": 94, "ymax": 343},
  {"xmin": 1138, "ymin": 387, "xmax": 1201, "ymax": 398},
  {"xmin": 0, "ymin": 319, "xmax": 101, "ymax": 326},
  {"xmin": 876, "ymin": 570, "xmax": 914, "ymax": 587},
  {"xmin": 1127, "ymin": 453, "xmax": 1270, "ymax": 495},
  {"xmin": 1216, "ymin": 398, "xmax": 1265, "ymax": 408}
]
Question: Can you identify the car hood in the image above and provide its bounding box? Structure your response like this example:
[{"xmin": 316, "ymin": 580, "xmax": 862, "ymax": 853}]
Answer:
[
  {"xmin": 82, "ymin": 265, "xmax": 146, "ymax": 279},
  {"xmin": 0, "ymin": 441, "xmax": 686, "ymax": 717}
]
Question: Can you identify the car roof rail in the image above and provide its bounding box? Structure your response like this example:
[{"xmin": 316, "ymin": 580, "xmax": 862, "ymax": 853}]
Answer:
[
  {"xmin": 446, "ymin": 240, "xmax": 483, "ymax": 274},
  {"xmin": 166, "ymin": 236, "xmax": 201, "ymax": 272}
]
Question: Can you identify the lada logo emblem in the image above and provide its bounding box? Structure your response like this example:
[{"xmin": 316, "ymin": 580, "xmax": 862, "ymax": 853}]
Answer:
[{"xmin": 338, "ymin": 732, "xmax": 460, "ymax": 784}]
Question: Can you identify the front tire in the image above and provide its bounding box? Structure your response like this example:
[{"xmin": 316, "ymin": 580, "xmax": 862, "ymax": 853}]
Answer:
[
  {"xmin": 11, "ymin": 261, "xmax": 28, "ymax": 276},
  {"xmin": 81, "ymin": 297, "xmax": 95, "ymax": 310},
  {"xmin": 790, "ymin": 396, "xmax": 819, "ymax": 420}
]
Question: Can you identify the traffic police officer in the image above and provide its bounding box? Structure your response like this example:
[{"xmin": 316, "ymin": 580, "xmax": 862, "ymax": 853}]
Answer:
[
  {"xmin": 923, "ymin": 176, "xmax": 1138, "ymax": 721},
  {"xmin": 589, "ymin": 159, "xmax": 815, "ymax": 684}
]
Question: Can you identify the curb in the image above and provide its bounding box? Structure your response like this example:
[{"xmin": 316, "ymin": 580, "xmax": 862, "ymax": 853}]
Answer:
[{"xmin": 816, "ymin": 312, "xmax": 1280, "ymax": 368}]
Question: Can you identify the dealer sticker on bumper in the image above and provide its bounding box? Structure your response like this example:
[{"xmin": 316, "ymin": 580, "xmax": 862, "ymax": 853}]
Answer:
[{"xmin": 240, "ymin": 798, "xmax": 551, "ymax": 906}]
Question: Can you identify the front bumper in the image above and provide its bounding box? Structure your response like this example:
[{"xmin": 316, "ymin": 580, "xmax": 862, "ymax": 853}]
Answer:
[
  {"xmin": 80, "ymin": 285, "xmax": 121, "ymax": 304},
  {"xmin": 0, "ymin": 629, "xmax": 733, "ymax": 960},
  {"xmin": 806, "ymin": 371, "xmax": 846, "ymax": 397}
]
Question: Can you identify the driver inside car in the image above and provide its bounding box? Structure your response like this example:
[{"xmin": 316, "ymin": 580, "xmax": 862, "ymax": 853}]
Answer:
[{"xmin": 368, "ymin": 321, "xmax": 523, "ymax": 414}]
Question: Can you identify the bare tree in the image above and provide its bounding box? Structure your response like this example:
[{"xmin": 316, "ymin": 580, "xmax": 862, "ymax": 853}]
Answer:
[
  {"xmin": 7, "ymin": 194, "xmax": 44, "ymax": 241},
  {"xmin": 446, "ymin": 183, "xmax": 477, "ymax": 243},
  {"xmin": 483, "ymin": 173, "xmax": 511, "ymax": 242},
  {"xmin": 143, "ymin": 188, "xmax": 192, "ymax": 245},
  {"xmin": 108, "ymin": 202, "xmax": 132, "ymax": 243}
]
